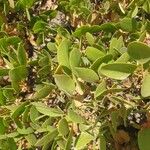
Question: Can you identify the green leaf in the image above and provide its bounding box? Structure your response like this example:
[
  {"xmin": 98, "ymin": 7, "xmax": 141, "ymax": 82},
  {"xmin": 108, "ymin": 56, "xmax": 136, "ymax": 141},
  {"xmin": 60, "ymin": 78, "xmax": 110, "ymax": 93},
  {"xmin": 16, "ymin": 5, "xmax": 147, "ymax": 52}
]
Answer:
[
  {"xmin": 35, "ymin": 129, "xmax": 58, "ymax": 146},
  {"xmin": 99, "ymin": 63, "xmax": 136, "ymax": 80},
  {"xmin": 58, "ymin": 118, "xmax": 69, "ymax": 136},
  {"xmin": 65, "ymin": 131, "xmax": 73, "ymax": 150},
  {"xmin": 30, "ymin": 106, "xmax": 39, "ymax": 123},
  {"xmin": 138, "ymin": 128, "xmax": 150, "ymax": 150},
  {"xmin": 99, "ymin": 134, "xmax": 106, "ymax": 150},
  {"xmin": 9, "ymin": 65, "xmax": 28, "ymax": 82},
  {"xmin": 75, "ymin": 67, "xmax": 99, "ymax": 82},
  {"xmin": 128, "ymin": 41, "xmax": 150, "ymax": 64},
  {"xmin": 73, "ymin": 25, "xmax": 101, "ymax": 37},
  {"xmin": 95, "ymin": 87, "xmax": 125, "ymax": 100},
  {"xmin": 22, "ymin": 106, "xmax": 30, "ymax": 123},
  {"xmin": 11, "ymin": 101, "xmax": 29, "ymax": 119},
  {"xmin": 119, "ymin": 17, "xmax": 137, "ymax": 32},
  {"xmin": 33, "ymin": 102, "xmax": 64, "ymax": 117},
  {"xmin": 0, "ymin": 138, "xmax": 17, "ymax": 150},
  {"xmin": 111, "ymin": 111, "xmax": 118, "ymax": 132},
  {"xmin": 17, "ymin": 43, "xmax": 27, "ymax": 65},
  {"xmin": 69, "ymin": 48, "xmax": 81, "ymax": 70},
  {"xmin": 33, "ymin": 21, "xmax": 47, "ymax": 33},
  {"xmin": 75, "ymin": 132, "xmax": 94, "ymax": 150},
  {"xmin": 54, "ymin": 74, "xmax": 75, "ymax": 95},
  {"xmin": 99, "ymin": 23, "xmax": 116, "ymax": 32},
  {"xmin": 47, "ymin": 42, "xmax": 57, "ymax": 53},
  {"xmin": 57, "ymin": 38, "xmax": 71, "ymax": 69},
  {"xmin": 115, "ymin": 52, "xmax": 130, "ymax": 63},
  {"xmin": 90, "ymin": 54, "xmax": 112, "ymax": 71},
  {"xmin": 131, "ymin": 6, "xmax": 138, "ymax": 18},
  {"xmin": 39, "ymin": 56, "xmax": 50, "ymax": 67},
  {"xmin": 94, "ymin": 80, "xmax": 106, "ymax": 99},
  {"xmin": 6, "ymin": 36, "xmax": 21, "ymax": 46},
  {"xmin": 9, "ymin": 65, "xmax": 28, "ymax": 91},
  {"xmin": 0, "ymin": 90, "xmax": 6, "ymax": 105},
  {"xmin": 57, "ymin": 139, "xmax": 66, "ymax": 150},
  {"xmin": 0, "ymin": 68, "xmax": 9, "ymax": 76},
  {"xmin": 86, "ymin": 32, "xmax": 95, "ymax": 45},
  {"xmin": 25, "ymin": 134, "xmax": 37, "ymax": 146},
  {"xmin": 17, "ymin": 127, "xmax": 34, "ymax": 135},
  {"xmin": 16, "ymin": 0, "xmax": 35, "ymax": 9},
  {"xmin": 68, "ymin": 109, "xmax": 86, "ymax": 124},
  {"xmin": 85, "ymin": 46, "xmax": 105, "ymax": 62},
  {"xmin": 33, "ymin": 84, "xmax": 54, "ymax": 99},
  {"xmin": 109, "ymin": 36, "xmax": 124, "ymax": 58},
  {"xmin": 3, "ymin": 88, "xmax": 15, "ymax": 100},
  {"xmin": 142, "ymin": 1, "xmax": 150, "ymax": 13},
  {"xmin": 38, "ymin": 65, "xmax": 51, "ymax": 77},
  {"xmin": 141, "ymin": 73, "xmax": 150, "ymax": 97},
  {"xmin": 73, "ymin": 24, "xmax": 116, "ymax": 38},
  {"xmin": 0, "ymin": 118, "xmax": 6, "ymax": 134}
]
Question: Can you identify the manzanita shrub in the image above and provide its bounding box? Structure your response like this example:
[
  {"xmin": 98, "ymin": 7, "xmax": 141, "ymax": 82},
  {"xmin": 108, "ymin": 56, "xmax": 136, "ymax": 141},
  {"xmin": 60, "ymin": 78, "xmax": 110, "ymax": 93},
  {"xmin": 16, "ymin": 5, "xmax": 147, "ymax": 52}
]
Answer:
[{"xmin": 0, "ymin": 0, "xmax": 150, "ymax": 149}]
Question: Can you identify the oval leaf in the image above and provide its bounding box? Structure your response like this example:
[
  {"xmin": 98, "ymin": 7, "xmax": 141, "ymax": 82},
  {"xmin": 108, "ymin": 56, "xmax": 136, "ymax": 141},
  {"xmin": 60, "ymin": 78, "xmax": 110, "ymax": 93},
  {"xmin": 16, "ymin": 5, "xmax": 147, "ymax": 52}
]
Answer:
[
  {"xmin": 35, "ymin": 129, "xmax": 58, "ymax": 146},
  {"xmin": 99, "ymin": 63, "xmax": 136, "ymax": 80},
  {"xmin": 85, "ymin": 46, "xmax": 105, "ymax": 62},
  {"xmin": 75, "ymin": 67, "xmax": 99, "ymax": 82},
  {"xmin": 90, "ymin": 54, "xmax": 112, "ymax": 71},
  {"xmin": 94, "ymin": 80, "xmax": 106, "ymax": 99},
  {"xmin": 33, "ymin": 102, "xmax": 64, "ymax": 117},
  {"xmin": 75, "ymin": 132, "xmax": 94, "ymax": 150},
  {"xmin": 128, "ymin": 41, "xmax": 150, "ymax": 64},
  {"xmin": 17, "ymin": 43, "xmax": 27, "ymax": 65},
  {"xmin": 54, "ymin": 74, "xmax": 75, "ymax": 95},
  {"xmin": 33, "ymin": 84, "xmax": 54, "ymax": 99},
  {"xmin": 141, "ymin": 73, "xmax": 150, "ymax": 97},
  {"xmin": 86, "ymin": 32, "xmax": 95, "ymax": 45},
  {"xmin": 69, "ymin": 48, "xmax": 81, "ymax": 69},
  {"xmin": 68, "ymin": 109, "xmax": 86, "ymax": 124},
  {"xmin": 58, "ymin": 118, "xmax": 69, "ymax": 136},
  {"xmin": 57, "ymin": 38, "xmax": 71, "ymax": 69}
]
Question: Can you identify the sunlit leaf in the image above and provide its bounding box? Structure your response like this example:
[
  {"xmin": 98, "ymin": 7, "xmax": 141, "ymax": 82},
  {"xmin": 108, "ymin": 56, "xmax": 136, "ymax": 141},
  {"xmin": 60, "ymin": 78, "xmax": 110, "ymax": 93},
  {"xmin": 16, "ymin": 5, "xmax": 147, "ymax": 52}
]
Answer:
[
  {"xmin": 85, "ymin": 46, "xmax": 105, "ymax": 62},
  {"xmin": 54, "ymin": 74, "xmax": 75, "ymax": 95},
  {"xmin": 68, "ymin": 109, "xmax": 86, "ymax": 124},
  {"xmin": 141, "ymin": 72, "xmax": 150, "ymax": 97},
  {"xmin": 33, "ymin": 102, "xmax": 64, "ymax": 117},
  {"xmin": 58, "ymin": 118, "xmax": 69, "ymax": 136},
  {"xmin": 128, "ymin": 41, "xmax": 150, "ymax": 64},
  {"xmin": 75, "ymin": 67, "xmax": 99, "ymax": 82},
  {"xmin": 99, "ymin": 63, "xmax": 136, "ymax": 80},
  {"xmin": 75, "ymin": 132, "xmax": 94, "ymax": 150}
]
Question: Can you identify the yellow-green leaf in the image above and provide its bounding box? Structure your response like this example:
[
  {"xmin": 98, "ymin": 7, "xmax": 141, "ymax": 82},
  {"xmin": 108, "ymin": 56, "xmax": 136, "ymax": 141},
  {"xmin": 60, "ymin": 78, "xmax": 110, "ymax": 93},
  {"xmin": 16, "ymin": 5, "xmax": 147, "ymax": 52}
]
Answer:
[
  {"xmin": 57, "ymin": 38, "xmax": 71, "ymax": 69},
  {"xmin": 75, "ymin": 132, "xmax": 94, "ymax": 150},
  {"xmin": 33, "ymin": 84, "xmax": 54, "ymax": 99},
  {"xmin": 17, "ymin": 43, "xmax": 27, "ymax": 65},
  {"xmin": 58, "ymin": 118, "xmax": 69, "ymax": 136},
  {"xmin": 85, "ymin": 46, "xmax": 105, "ymax": 62},
  {"xmin": 128, "ymin": 41, "xmax": 150, "ymax": 64},
  {"xmin": 138, "ymin": 128, "xmax": 150, "ymax": 150},
  {"xmin": 141, "ymin": 73, "xmax": 150, "ymax": 97},
  {"xmin": 35, "ymin": 129, "xmax": 58, "ymax": 146},
  {"xmin": 68, "ymin": 109, "xmax": 86, "ymax": 124},
  {"xmin": 54, "ymin": 74, "xmax": 75, "ymax": 95},
  {"xmin": 75, "ymin": 67, "xmax": 99, "ymax": 82},
  {"xmin": 99, "ymin": 63, "xmax": 136, "ymax": 80},
  {"xmin": 33, "ymin": 102, "xmax": 64, "ymax": 117}
]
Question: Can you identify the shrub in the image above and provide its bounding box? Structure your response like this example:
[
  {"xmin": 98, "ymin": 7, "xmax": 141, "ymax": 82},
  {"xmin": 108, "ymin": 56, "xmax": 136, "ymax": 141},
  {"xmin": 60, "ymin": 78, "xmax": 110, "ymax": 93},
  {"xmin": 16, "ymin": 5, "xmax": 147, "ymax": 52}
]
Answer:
[{"xmin": 0, "ymin": 0, "xmax": 150, "ymax": 149}]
